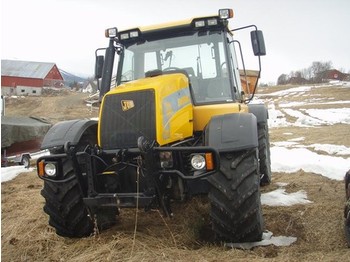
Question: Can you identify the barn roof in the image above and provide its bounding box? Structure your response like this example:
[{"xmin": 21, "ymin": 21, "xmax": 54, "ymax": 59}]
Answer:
[{"xmin": 1, "ymin": 59, "xmax": 57, "ymax": 79}]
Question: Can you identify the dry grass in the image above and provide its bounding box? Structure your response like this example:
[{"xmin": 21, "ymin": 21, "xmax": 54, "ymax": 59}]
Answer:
[{"xmin": 2, "ymin": 84, "xmax": 350, "ymax": 261}]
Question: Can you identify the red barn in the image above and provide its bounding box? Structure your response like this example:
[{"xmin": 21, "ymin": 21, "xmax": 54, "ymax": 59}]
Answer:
[
  {"xmin": 318, "ymin": 69, "xmax": 348, "ymax": 82},
  {"xmin": 1, "ymin": 60, "xmax": 64, "ymax": 96}
]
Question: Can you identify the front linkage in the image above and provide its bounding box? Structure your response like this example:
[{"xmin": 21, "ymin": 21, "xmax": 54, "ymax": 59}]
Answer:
[{"xmin": 37, "ymin": 137, "xmax": 220, "ymax": 220}]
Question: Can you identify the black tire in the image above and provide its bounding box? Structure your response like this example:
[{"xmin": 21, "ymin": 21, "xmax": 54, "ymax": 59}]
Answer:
[
  {"xmin": 41, "ymin": 159, "xmax": 117, "ymax": 237},
  {"xmin": 41, "ymin": 160, "xmax": 94, "ymax": 237},
  {"xmin": 345, "ymin": 170, "xmax": 350, "ymax": 247},
  {"xmin": 345, "ymin": 202, "xmax": 350, "ymax": 248},
  {"xmin": 207, "ymin": 148, "xmax": 264, "ymax": 242},
  {"xmin": 21, "ymin": 155, "xmax": 31, "ymax": 168},
  {"xmin": 258, "ymin": 122, "xmax": 272, "ymax": 185}
]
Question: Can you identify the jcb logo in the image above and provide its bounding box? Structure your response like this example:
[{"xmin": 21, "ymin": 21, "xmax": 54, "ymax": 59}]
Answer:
[{"xmin": 121, "ymin": 100, "xmax": 135, "ymax": 111}]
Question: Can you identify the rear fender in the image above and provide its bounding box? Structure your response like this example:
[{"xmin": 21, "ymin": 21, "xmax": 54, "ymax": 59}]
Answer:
[
  {"xmin": 205, "ymin": 113, "xmax": 258, "ymax": 152},
  {"xmin": 41, "ymin": 119, "xmax": 98, "ymax": 150}
]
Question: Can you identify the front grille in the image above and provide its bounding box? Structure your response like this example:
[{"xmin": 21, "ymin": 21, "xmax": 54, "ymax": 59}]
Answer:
[{"xmin": 100, "ymin": 90, "xmax": 156, "ymax": 149}]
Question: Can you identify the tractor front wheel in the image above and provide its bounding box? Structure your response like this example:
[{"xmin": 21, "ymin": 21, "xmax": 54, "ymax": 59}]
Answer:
[
  {"xmin": 41, "ymin": 167, "xmax": 94, "ymax": 237},
  {"xmin": 208, "ymin": 148, "xmax": 264, "ymax": 242},
  {"xmin": 41, "ymin": 159, "xmax": 117, "ymax": 237}
]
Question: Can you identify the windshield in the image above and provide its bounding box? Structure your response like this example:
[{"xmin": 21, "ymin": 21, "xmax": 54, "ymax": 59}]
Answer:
[{"xmin": 117, "ymin": 31, "xmax": 241, "ymax": 104}]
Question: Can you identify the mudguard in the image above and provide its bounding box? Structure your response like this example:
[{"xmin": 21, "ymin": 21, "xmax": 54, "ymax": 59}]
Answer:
[
  {"xmin": 205, "ymin": 113, "xmax": 258, "ymax": 152},
  {"xmin": 41, "ymin": 119, "xmax": 98, "ymax": 150},
  {"xmin": 248, "ymin": 103, "xmax": 268, "ymax": 123}
]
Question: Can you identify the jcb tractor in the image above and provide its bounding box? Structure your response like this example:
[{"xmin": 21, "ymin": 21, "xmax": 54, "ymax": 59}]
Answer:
[{"xmin": 37, "ymin": 9, "xmax": 271, "ymax": 243}]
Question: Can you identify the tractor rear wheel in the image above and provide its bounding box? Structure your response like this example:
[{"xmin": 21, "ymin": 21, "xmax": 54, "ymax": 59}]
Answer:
[
  {"xmin": 258, "ymin": 122, "xmax": 272, "ymax": 185},
  {"xmin": 345, "ymin": 170, "xmax": 350, "ymax": 247},
  {"xmin": 207, "ymin": 148, "xmax": 264, "ymax": 242}
]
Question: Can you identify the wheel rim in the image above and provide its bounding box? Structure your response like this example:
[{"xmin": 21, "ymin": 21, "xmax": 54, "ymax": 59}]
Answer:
[{"xmin": 22, "ymin": 157, "xmax": 30, "ymax": 168}]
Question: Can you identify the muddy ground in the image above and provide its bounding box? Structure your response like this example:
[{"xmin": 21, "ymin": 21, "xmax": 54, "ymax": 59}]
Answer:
[{"xmin": 1, "ymin": 85, "xmax": 350, "ymax": 261}]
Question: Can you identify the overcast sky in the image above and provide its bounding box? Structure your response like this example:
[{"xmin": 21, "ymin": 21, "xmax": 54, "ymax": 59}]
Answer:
[{"xmin": 2, "ymin": 0, "xmax": 350, "ymax": 84}]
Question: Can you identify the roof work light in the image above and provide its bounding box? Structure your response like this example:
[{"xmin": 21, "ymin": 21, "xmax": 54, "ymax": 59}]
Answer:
[
  {"xmin": 119, "ymin": 30, "xmax": 140, "ymax": 40},
  {"xmin": 218, "ymin": 9, "xmax": 234, "ymax": 19},
  {"xmin": 105, "ymin": 27, "xmax": 118, "ymax": 38}
]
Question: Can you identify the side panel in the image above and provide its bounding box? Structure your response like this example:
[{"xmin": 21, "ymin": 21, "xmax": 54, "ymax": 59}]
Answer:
[
  {"xmin": 158, "ymin": 82, "xmax": 192, "ymax": 144},
  {"xmin": 205, "ymin": 113, "xmax": 258, "ymax": 152},
  {"xmin": 193, "ymin": 103, "xmax": 248, "ymax": 131},
  {"xmin": 248, "ymin": 103, "xmax": 268, "ymax": 123},
  {"xmin": 41, "ymin": 119, "xmax": 98, "ymax": 150}
]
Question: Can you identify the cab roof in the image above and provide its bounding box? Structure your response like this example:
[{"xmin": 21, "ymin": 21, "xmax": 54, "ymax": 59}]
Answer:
[{"xmin": 121, "ymin": 15, "xmax": 216, "ymax": 34}]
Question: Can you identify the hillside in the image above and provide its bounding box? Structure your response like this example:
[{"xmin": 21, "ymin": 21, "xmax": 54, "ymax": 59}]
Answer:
[
  {"xmin": 59, "ymin": 69, "xmax": 87, "ymax": 86},
  {"xmin": 1, "ymin": 83, "xmax": 350, "ymax": 261},
  {"xmin": 3, "ymin": 91, "xmax": 98, "ymax": 124}
]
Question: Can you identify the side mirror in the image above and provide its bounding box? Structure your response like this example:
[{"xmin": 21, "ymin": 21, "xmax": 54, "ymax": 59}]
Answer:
[
  {"xmin": 95, "ymin": 55, "xmax": 104, "ymax": 79},
  {"xmin": 250, "ymin": 30, "xmax": 266, "ymax": 56}
]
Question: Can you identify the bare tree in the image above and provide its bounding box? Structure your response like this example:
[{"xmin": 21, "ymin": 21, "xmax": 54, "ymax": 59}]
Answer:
[
  {"xmin": 302, "ymin": 67, "xmax": 312, "ymax": 80},
  {"xmin": 277, "ymin": 74, "xmax": 289, "ymax": 85},
  {"xmin": 276, "ymin": 60, "xmax": 338, "ymax": 85},
  {"xmin": 311, "ymin": 61, "xmax": 332, "ymax": 82}
]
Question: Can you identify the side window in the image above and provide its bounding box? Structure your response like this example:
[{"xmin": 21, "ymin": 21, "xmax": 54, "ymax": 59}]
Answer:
[{"xmin": 228, "ymin": 35, "xmax": 243, "ymax": 96}]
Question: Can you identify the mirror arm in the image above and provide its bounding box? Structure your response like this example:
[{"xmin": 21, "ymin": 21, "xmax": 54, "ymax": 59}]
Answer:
[
  {"xmin": 231, "ymin": 24, "xmax": 258, "ymax": 32},
  {"xmin": 99, "ymin": 39, "xmax": 116, "ymax": 101},
  {"xmin": 231, "ymin": 25, "xmax": 265, "ymax": 103},
  {"xmin": 245, "ymin": 55, "xmax": 261, "ymax": 103}
]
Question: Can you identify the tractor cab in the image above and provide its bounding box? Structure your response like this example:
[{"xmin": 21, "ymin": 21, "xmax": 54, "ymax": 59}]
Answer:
[{"xmin": 95, "ymin": 9, "xmax": 265, "ymax": 105}]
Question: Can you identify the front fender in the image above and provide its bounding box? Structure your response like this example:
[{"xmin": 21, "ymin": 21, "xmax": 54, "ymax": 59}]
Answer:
[
  {"xmin": 41, "ymin": 119, "xmax": 98, "ymax": 150},
  {"xmin": 205, "ymin": 113, "xmax": 258, "ymax": 152}
]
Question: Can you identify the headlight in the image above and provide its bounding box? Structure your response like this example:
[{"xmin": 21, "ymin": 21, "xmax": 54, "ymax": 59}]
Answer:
[
  {"xmin": 191, "ymin": 154, "xmax": 206, "ymax": 170},
  {"xmin": 44, "ymin": 162, "xmax": 57, "ymax": 177}
]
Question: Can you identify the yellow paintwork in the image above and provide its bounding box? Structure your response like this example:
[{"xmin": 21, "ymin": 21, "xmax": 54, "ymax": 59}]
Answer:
[
  {"xmin": 98, "ymin": 73, "xmax": 193, "ymax": 146},
  {"xmin": 119, "ymin": 11, "xmax": 233, "ymax": 34},
  {"xmin": 192, "ymin": 103, "xmax": 249, "ymax": 131},
  {"xmin": 137, "ymin": 18, "xmax": 196, "ymax": 32},
  {"xmin": 120, "ymin": 18, "xmax": 204, "ymax": 34}
]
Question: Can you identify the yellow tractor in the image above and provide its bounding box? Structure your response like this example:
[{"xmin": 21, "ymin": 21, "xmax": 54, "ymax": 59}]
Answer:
[{"xmin": 37, "ymin": 9, "xmax": 271, "ymax": 242}]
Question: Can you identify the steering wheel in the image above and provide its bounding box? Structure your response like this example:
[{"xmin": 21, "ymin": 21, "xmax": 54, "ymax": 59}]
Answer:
[
  {"xmin": 220, "ymin": 62, "xmax": 227, "ymax": 70},
  {"xmin": 163, "ymin": 67, "xmax": 182, "ymax": 72}
]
